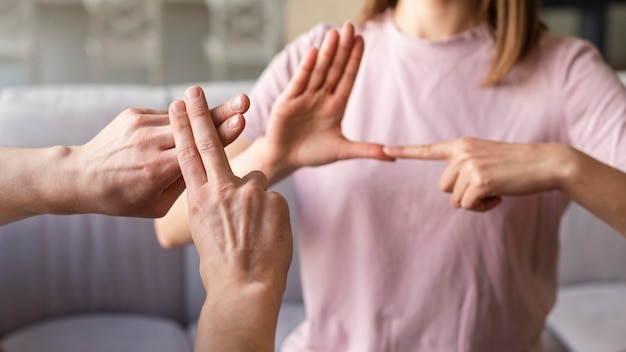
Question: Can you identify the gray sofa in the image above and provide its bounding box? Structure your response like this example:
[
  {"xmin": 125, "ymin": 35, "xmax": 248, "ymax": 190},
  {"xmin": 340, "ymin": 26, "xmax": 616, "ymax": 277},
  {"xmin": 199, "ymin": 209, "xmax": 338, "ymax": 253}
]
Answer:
[{"xmin": 0, "ymin": 74, "xmax": 625, "ymax": 352}]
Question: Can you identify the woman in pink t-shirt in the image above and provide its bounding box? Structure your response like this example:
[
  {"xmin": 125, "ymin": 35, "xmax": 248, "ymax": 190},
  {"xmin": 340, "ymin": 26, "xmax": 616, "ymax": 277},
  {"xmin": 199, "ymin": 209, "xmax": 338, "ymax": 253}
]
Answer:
[{"xmin": 156, "ymin": 0, "xmax": 626, "ymax": 350}]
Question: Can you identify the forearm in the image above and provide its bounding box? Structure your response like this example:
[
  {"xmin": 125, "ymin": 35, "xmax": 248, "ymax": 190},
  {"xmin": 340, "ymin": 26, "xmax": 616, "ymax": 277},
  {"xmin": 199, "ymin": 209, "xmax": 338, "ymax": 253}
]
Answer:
[
  {"xmin": 195, "ymin": 284, "xmax": 282, "ymax": 352},
  {"xmin": 0, "ymin": 146, "xmax": 82, "ymax": 225},
  {"xmin": 229, "ymin": 136, "xmax": 297, "ymax": 186},
  {"xmin": 559, "ymin": 147, "xmax": 626, "ymax": 237},
  {"xmin": 154, "ymin": 193, "xmax": 190, "ymax": 248}
]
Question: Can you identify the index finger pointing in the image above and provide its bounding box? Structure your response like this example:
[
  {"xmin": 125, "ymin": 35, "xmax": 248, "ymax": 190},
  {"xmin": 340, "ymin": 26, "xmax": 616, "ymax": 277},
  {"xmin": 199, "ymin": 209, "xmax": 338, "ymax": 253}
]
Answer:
[{"xmin": 383, "ymin": 142, "xmax": 455, "ymax": 160}]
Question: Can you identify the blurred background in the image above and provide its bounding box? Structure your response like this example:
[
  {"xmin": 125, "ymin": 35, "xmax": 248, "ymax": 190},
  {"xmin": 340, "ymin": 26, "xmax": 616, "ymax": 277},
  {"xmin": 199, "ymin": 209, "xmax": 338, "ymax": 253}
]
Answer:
[{"xmin": 0, "ymin": 0, "xmax": 624, "ymax": 87}]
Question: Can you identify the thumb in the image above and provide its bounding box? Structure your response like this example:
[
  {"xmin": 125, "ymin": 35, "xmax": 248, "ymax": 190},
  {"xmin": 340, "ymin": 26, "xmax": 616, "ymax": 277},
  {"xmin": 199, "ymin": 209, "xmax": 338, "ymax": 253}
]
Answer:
[{"xmin": 338, "ymin": 141, "xmax": 395, "ymax": 162}]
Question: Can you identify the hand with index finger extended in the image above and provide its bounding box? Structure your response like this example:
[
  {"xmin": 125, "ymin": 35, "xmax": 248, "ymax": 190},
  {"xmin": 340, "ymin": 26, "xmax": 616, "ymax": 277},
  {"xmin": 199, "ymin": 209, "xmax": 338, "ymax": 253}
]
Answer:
[{"xmin": 384, "ymin": 138, "xmax": 564, "ymax": 212}]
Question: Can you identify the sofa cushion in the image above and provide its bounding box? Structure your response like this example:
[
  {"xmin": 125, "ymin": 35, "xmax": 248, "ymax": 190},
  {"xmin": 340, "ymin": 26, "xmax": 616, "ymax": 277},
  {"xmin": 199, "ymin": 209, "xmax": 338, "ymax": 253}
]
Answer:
[
  {"xmin": 546, "ymin": 283, "xmax": 626, "ymax": 352},
  {"xmin": 558, "ymin": 204, "xmax": 626, "ymax": 285},
  {"xmin": 0, "ymin": 215, "xmax": 185, "ymax": 336},
  {"xmin": 0, "ymin": 314, "xmax": 191, "ymax": 352},
  {"xmin": 0, "ymin": 85, "xmax": 170, "ymax": 148},
  {"xmin": 275, "ymin": 302, "xmax": 306, "ymax": 350}
]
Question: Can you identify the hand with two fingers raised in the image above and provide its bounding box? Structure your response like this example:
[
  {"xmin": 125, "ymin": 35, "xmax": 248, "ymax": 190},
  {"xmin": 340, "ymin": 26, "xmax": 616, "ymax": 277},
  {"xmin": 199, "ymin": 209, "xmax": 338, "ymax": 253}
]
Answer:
[{"xmin": 169, "ymin": 86, "xmax": 293, "ymax": 352}]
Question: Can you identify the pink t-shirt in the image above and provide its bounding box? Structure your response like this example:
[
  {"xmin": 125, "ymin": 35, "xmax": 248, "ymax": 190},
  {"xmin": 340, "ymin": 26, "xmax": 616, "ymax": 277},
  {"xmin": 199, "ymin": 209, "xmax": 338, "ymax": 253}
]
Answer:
[{"xmin": 243, "ymin": 10, "xmax": 626, "ymax": 352}]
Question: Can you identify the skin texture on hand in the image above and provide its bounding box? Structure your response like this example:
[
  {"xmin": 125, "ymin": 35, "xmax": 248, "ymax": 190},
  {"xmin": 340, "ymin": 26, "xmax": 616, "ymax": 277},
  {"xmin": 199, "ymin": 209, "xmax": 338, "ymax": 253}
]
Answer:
[
  {"xmin": 0, "ymin": 94, "xmax": 249, "ymax": 225},
  {"xmin": 385, "ymin": 137, "xmax": 567, "ymax": 211},
  {"xmin": 257, "ymin": 22, "xmax": 394, "ymax": 182},
  {"xmin": 169, "ymin": 86, "xmax": 292, "ymax": 352},
  {"xmin": 384, "ymin": 137, "xmax": 626, "ymax": 236},
  {"xmin": 75, "ymin": 96, "xmax": 249, "ymax": 218}
]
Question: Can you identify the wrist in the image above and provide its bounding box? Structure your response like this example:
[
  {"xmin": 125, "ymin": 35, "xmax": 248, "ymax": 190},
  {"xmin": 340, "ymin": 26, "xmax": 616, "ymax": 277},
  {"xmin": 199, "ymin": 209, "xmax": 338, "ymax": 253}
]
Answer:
[
  {"xmin": 239, "ymin": 137, "xmax": 298, "ymax": 185},
  {"xmin": 35, "ymin": 145, "xmax": 85, "ymax": 215},
  {"xmin": 550, "ymin": 144, "xmax": 585, "ymax": 194},
  {"xmin": 198, "ymin": 282, "xmax": 282, "ymax": 352}
]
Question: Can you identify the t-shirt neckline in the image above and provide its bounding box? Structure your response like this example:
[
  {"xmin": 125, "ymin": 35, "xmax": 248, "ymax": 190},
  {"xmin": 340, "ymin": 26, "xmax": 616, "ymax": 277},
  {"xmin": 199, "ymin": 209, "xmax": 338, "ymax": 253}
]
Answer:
[{"xmin": 382, "ymin": 8, "xmax": 492, "ymax": 60}]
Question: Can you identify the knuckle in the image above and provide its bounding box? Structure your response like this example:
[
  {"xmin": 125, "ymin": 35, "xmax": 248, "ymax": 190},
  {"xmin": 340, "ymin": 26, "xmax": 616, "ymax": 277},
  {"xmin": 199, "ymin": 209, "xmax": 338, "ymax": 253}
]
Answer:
[
  {"xmin": 456, "ymin": 152, "xmax": 472, "ymax": 163},
  {"xmin": 241, "ymin": 181, "xmax": 263, "ymax": 199},
  {"xmin": 142, "ymin": 162, "xmax": 158, "ymax": 180},
  {"xmin": 470, "ymin": 167, "xmax": 492, "ymax": 187},
  {"xmin": 177, "ymin": 146, "xmax": 197, "ymax": 163},
  {"xmin": 249, "ymin": 170, "xmax": 268, "ymax": 185},
  {"xmin": 134, "ymin": 129, "xmax": 151, "ymax": 148},
  {"xmin": 125, "ymin": 108, "xmax": 143, "ymax": 115},
  {"xmin": 271, "ymin": 192, "xmax": 289, "ymax": 210},
  {"xmin": 127, "ymin": 112, "xmax": 149, "ymax": 129},
  {"xmin": 421, "ymin": 144, "xmax": 433, "ymax": 156},
  {"xmin": 456, "ymin": 137, "xmax": 476, "ymax": 153},
  {"xmin": 461, "ymin": 199, "xmax": 474, "ymax": 210},
  {"xmin": 186, "ymin": 104, "xmax": 208, "ymax": 118},
  {"xmin": 195, "ymin": 138, "xmax": 222, "ymax": 154},
  {"xmin": 473, "ymin": 174, "xmax": 489, "ymax": 186},
  {"xmin": 215, "ymin": 182, "xmax": 236, "ymax": 199},
  {"xmin": 267, "ymin": 192, "xmax": 290, "ymax": 218},
  {"xmin": 342, "ymin": 70, "xmax": 357, "ymax": 82}
]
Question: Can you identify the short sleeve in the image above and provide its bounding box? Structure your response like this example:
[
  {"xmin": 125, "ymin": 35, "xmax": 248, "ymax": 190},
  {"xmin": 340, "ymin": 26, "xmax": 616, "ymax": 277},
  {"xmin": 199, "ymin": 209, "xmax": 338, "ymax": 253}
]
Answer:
[
  {"xmin": 242, "ymin": 23, "xmax": 336, "ymax": 141},
  {"xmin": 560, "ymin": 38, "xmax": 626, "ymax": 171}
]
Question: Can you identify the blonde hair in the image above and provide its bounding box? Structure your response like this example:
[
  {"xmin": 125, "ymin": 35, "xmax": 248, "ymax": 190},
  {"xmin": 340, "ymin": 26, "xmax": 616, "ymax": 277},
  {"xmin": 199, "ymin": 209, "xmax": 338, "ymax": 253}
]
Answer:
[{"xmin": 359, "ymin": 0, "xmax": 546, "ymax": 85}]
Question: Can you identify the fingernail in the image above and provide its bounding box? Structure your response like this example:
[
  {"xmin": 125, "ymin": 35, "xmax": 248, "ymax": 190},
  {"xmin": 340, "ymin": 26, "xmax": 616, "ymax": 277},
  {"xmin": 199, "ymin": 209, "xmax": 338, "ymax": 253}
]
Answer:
[
  {"xmin": 227, "ymin": 115, "xmax": 240, "ymax": 129},
  {"xmin": 185, "ymin": 86, "xmax": 201, "ymax": 102},
  {"xmin": 172, "ymin": 101, "xmax": 186, "ymax": 115},
  {"xmin": 230, "ymin": 95, "xmax": 242, "ymax": 110}
]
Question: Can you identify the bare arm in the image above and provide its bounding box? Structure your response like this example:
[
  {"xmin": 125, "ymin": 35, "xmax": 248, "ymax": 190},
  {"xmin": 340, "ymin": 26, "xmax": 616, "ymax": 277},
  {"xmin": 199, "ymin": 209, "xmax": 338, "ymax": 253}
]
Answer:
[
  {"xmin": 0, "ymin": 96, "xmax": 247, "ymax": 226},
  {"xmin": 0, "ymin": 145, "xmax": 85, "ymax": 224},
  {"xmin": 560, "ymin": 146, "xmax": 626, "ymax": 236}
]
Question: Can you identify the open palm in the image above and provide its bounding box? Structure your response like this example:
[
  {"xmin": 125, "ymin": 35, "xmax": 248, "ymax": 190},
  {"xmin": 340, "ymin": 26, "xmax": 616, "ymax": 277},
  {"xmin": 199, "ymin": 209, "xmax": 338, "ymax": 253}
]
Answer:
[{"xmin": 263, "ymin": 23, "xmax": 391, "ymax": 170}]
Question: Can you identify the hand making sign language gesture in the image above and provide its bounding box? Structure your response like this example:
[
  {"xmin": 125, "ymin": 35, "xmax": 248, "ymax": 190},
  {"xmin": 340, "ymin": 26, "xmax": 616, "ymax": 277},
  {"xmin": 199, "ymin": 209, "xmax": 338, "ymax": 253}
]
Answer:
[
  {"xmin": 385, "ymin": 137, "xmax": 626, "ymax": 235},
  {"xmin": 259, "ymin": 22, "xmax": 394, "ymax": 181},
  {"xmin": 168, "ymin": 86, "xmax": 293, "ymax": 352},
  {"xmin": 0, "ymin": 93, "xmax": 249, "ymax": 225}
]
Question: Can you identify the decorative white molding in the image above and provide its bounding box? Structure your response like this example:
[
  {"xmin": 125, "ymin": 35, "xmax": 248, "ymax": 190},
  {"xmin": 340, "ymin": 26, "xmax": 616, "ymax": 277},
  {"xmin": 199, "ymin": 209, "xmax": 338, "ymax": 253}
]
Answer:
[
  {"xmin": 203, "ymin": 0, "xmax": 283, "ymax": 80},
  {"xmin": 39, "ymin": 0, "xmax": 201, "ymax": 4},
  {"xmin": 82, "ymin": 0, "xmax": 164, "ymax": 84},
  {"xmin": 0, "ymin": 0, "xmax": 38, "ymax": 83}
]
